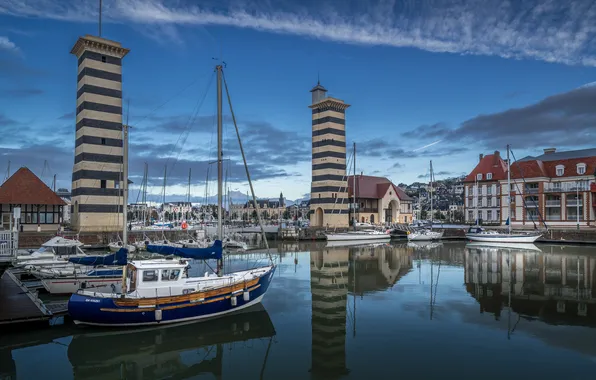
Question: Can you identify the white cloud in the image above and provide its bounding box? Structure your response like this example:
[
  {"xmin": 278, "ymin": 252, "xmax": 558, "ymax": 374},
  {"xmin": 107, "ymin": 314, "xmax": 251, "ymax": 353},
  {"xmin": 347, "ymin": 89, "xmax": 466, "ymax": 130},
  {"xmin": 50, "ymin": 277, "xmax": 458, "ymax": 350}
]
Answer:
[
  {"xmin": 0, "ymin": 36, "xmax": 18, "ymax": 52},
  {"xmin": 1, "ymin": 0, "xmax": 595, "ymax": 66}
]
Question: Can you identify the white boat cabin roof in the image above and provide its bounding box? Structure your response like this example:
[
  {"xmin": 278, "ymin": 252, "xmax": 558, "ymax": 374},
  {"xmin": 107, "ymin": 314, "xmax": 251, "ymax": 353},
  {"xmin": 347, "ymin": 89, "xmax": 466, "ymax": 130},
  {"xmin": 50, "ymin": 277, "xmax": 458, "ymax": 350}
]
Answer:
[
  {"xmin": 42, "ymin": 236, "xmax": 83, "ymax": 247},
  {"xmin": 130, "ymin": 258, "xmax": 189, "ymax": 270}
]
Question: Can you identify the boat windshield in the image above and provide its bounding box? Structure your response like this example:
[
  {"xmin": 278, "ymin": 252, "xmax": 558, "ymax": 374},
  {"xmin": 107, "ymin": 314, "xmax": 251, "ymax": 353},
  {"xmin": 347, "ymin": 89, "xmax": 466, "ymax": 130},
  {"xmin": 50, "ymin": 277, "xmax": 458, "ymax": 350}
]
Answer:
[{"xmin": 54, "ymin": 245, "xmax": 80, "ymax": 256}]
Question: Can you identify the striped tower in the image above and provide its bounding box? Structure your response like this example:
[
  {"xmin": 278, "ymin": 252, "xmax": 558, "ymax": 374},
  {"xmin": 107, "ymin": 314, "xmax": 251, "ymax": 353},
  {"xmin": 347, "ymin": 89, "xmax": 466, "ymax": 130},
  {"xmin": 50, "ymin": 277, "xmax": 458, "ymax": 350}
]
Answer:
[
  {"xmin": 70, "ymin": 35, "xmax": 130, "ymax": 232},
  {"xmin": 309, "ymin": 82, "xmax": 350, "ymax": 228},
  {"xmin": 310, "ymin": 248, "xmax": 349, "ymax": 378}
]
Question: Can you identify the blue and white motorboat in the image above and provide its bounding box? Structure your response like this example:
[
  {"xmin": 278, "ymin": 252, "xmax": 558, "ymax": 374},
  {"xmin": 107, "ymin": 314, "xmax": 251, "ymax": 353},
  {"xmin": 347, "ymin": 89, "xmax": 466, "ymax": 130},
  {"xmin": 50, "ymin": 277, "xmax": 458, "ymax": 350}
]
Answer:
[
  {"xmin": 67, "ymin": 64, "xmax": 276, "ymax": 327},
  {"xmin": 67, "ymin": 254, "xmax": 275, "ymax": 326}
]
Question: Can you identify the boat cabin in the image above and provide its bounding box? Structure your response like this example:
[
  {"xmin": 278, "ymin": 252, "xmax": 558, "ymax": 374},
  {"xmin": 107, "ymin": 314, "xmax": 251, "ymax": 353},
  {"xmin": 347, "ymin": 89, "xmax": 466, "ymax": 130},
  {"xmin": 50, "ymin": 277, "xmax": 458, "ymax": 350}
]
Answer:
[
  {"xmin": 467, "ymin": 226, "xmax": 485, "ymax": 234},
  {"xmin": 125, "ymin": 259, "xmax": 194, "ymax": 297}
]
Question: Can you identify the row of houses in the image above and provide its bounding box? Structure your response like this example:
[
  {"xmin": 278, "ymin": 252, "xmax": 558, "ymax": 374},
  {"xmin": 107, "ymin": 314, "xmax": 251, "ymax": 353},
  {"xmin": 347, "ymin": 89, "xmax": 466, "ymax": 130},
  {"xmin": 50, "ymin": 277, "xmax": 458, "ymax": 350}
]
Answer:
[{"xmin": 463, "ymin": 148, "xmax": 596, "ymax": 228}]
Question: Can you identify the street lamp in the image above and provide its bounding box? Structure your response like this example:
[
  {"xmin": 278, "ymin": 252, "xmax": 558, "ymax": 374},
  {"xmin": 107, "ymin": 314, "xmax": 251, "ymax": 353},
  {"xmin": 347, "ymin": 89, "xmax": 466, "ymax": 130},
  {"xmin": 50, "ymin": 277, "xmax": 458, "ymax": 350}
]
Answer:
[{"xmin": 577, "ymin": 180, "xmax": 581, "ymax": 231}]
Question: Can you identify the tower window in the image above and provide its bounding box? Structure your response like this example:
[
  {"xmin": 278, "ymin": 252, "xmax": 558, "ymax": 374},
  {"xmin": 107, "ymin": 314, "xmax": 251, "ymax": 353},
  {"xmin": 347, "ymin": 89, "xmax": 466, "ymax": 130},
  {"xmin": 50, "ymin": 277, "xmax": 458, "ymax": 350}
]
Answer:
[
  {"xmin": 101, "ymin": 138, "xmax": 106, "ymax": 145},
  {"xmin": 101, "ymin": 55, "xmax": 107, "ymax": 63},
  {"xmin": 100, "ymin": 180, "xmax": 106, "ymax": 189}
]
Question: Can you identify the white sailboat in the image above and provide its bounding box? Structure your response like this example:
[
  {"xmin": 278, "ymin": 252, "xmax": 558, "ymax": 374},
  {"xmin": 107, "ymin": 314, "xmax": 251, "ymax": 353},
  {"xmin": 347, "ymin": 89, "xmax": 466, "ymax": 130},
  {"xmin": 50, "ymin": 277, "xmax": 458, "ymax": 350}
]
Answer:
[
  {"xmin": 408, "ymin": 161, "xmax": 443, "ymax": 241},
  {"xmin": 325, "ymin": 142, "xmax": 391, "ymax": 243},
  {"xmin": 466, "ymin": 145, "xmax": 542, "ymax": 243}
]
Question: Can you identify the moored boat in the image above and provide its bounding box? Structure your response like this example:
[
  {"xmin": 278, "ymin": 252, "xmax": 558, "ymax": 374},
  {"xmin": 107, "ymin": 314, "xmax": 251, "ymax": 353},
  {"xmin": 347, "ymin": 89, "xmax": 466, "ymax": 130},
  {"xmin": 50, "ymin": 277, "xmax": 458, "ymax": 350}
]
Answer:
[
  {"xmin": 326, "ymin": 230, "xmax": 391, "ymax": 242},
  {"xmin": 465, "ymin": 226, "xmax": 541, "ymax": 243}
]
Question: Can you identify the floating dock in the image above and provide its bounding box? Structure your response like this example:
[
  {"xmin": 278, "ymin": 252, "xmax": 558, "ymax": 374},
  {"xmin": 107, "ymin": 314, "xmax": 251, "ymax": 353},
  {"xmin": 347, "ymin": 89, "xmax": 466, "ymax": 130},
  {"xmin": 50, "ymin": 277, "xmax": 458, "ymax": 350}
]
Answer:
[{"xmin": 0, "ymin": 270, "xmax": 68, "ymax": 325}]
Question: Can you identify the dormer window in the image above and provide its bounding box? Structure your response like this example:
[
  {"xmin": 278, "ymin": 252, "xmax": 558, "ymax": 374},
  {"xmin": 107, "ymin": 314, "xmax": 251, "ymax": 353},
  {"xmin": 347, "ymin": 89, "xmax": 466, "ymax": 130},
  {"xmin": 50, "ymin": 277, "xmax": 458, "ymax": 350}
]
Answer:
[
  {"xmin": 486, "ymin": 173, "xmax": 493, "ymax": 180},
  {"xmin": 556, "ymin": 165, "xmax": 565, "ymax": 176},
  {"xmin": 476, "ymin": 173, "xmax": 482, "ymax": 180},
  {"xmin": 577, "ymin": 163, "xmax": 586, "ymax": 175}
]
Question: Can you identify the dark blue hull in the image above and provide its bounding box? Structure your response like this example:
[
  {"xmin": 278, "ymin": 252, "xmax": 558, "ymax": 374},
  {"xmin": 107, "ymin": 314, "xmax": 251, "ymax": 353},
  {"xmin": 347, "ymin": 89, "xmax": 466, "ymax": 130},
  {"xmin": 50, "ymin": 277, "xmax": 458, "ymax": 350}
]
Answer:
[{"xmin": 68, "ymin": 266, "xmax": 275, "ymax": 326}]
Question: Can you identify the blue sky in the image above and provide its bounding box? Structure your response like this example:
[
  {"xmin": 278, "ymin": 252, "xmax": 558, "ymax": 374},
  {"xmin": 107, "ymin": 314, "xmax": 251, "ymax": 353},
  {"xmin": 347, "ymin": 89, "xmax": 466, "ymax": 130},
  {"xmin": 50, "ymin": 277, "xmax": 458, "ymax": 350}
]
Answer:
[{"xmin": 1, "ymin": 0, "xmax": 596, "ymax": 201}]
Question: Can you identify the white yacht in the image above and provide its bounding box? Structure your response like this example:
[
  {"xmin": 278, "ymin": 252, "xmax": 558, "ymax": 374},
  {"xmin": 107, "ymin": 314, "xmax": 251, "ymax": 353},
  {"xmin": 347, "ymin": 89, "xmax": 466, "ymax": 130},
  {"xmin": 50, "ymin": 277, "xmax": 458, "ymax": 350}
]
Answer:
[
  {"xmin": 326, "ymin": 229, "xmax": 391, "ymax": 242},
  {"xmin": 14, "ymin": 236, "xmax": 87, "ymax": 269}
]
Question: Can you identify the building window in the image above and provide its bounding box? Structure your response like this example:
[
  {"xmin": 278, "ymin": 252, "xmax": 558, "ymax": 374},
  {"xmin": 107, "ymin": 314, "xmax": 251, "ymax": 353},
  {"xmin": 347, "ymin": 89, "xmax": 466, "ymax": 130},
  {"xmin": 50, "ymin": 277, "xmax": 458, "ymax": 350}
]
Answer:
[
  {"xmin": 114, "ymin": 181, "xmax": 120, "ymax": 189},
  {"xmin": 487, "ymin": 173, "xmax": 492, "ymax": 180},
  {"xmin": 101, "ymin": 138, "xmax": 106, "ymax": 145},
  {"xmin": 556, "ymin": 165, "xmax": 564, "ymax": 176},
  {"xmin": 476, "ymin": 173, "xmax": 482, "ymax": 180},
  {"xmin": 101, "ymin": 55, "xmax": 106, "ymax": 62},
  {"xmin": 100, "ymin": 180, "xmax": 106, "ymax": 188},
  {"xmin": 577, "ymin": 163, "xmax": 586, "ymax": 175},
  {"xmin": 487, "ymin": 210, "xmax": 492, "ymax": 221}
]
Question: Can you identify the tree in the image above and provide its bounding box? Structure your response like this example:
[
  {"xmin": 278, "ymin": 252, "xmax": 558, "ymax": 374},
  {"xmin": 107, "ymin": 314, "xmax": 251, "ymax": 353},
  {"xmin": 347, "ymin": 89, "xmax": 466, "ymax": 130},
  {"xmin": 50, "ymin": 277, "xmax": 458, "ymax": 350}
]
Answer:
[
  {"xmin": 164, "ymin": 211, "xmax": 171, "ymax": 221},
  {"xmin": 420, "ymin": 210, "xmax": 428, "ymax": 220},
  {"xmin": 212, "ymin": 210, "xmax": 218, "ymax": 219},
  {"xmin": 178, "ymin": 212, "xmax": 182, "ymax": 220},
  {"xmin": 262, "ymin": 211, "xmax": 270, "ymax": 220},
  {"xmin": 251, "ymin": 210, "xmax": 258, "ymax": 220},
  {"xmin": 150, "ymin": 210, "xmax": 159, "ymax": 221},
  {"xmin": 453, "ymin": 210, "xmax": 464, "ymax": 222},
  {"xmin": 242, "ymin": 213, "xmax": 248, "ymax": 221},
  {"xmin": 283, "ymin": 210, "xmax": 291, "ymax": 220},
  {"xmin": 434, "ymin": 211, "xmax": 444, "ymax": 220},
  {"xmin": 232, "ymin": 212, "xmax": 238, "ymax": 220}
]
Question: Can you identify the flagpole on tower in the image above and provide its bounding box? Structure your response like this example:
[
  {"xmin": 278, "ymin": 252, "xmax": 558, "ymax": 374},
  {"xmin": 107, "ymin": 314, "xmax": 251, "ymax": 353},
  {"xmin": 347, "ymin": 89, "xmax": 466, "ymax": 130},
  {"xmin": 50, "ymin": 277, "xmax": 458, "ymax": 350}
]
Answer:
[{"xmin": 99, "ymin": 0, "xmax": 102, "ymax": 37}]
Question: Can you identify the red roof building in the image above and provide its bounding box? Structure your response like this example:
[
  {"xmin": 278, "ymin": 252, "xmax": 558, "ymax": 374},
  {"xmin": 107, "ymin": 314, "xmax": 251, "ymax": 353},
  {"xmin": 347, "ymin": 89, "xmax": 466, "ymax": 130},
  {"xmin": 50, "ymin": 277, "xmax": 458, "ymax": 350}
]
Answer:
[
  {"xmin": 463, "ymin": 152, "xmax": 507, "ymax": 225},
  {"xmin": 0, "ymin": 167, "xmax": 66, "ymax": 231},
  {"xmin": 464, "ymin": 148, "xmax": 596, "ymax": 228},
  {"xmin": 346, "ymin": 175, "xmax": 413, "ymax": 224}
]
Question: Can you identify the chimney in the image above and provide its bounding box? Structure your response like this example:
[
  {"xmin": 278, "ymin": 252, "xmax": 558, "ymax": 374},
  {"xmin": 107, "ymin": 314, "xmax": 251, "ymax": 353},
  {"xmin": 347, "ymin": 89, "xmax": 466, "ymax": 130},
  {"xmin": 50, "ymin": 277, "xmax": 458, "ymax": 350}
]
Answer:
[
  {"xmin": 494, "ymin": 150, "xmax": 500, "ymax": 158},
  {"xmin": 479, "ymin": 153, "xmax": 484, "ymax": 162},
  {"xmin": 543, "ymin": 148, "xmax": 556, "ymax": 154}
]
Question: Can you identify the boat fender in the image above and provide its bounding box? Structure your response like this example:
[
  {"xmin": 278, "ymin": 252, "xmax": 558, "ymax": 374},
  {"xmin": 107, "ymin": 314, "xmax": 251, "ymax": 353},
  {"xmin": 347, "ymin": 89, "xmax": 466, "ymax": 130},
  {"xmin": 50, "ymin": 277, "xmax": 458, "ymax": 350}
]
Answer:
[
  {"xmin": 243, "ymin": 291, "xmax": 250, "ymax": 302},
  {"xmin": 231, "ymin": 296, "xmax": 237, "ymax": 306},
  {"xmin": 155, "ymin": 309, "xmax": 163, "ymax": 321}
]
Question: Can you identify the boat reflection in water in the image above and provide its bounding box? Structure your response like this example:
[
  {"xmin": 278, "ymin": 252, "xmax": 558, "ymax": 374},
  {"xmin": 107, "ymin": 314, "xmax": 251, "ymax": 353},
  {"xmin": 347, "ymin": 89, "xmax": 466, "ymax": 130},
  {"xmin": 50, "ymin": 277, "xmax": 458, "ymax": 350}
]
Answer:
[
  {"xmin": 67, "ymin": 303, "xmax": 276, "ymax": 380},
  {"xmin": 465, "ymin": 242, "xmax": 596, "ymax": 354}
]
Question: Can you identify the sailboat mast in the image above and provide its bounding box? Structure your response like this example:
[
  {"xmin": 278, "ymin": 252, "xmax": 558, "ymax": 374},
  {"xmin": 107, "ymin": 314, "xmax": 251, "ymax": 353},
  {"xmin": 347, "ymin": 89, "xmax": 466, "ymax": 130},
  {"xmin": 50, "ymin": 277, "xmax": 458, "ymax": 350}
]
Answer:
[
  {"xmin": 163, "ymin": 165, "xmax": 167, "ymax": 221},
  {"xmin": 122, "ymin": 124, "xmax": 129, "ymax": 246},
  {"xmin": 430, "ymin": 160, "xmax": 433, "ymax": 231},
  {"xmin": 187, "ymin": 168, "xmax": 192, "ymax": 221},
  {"xmin": 216, "ymin": 65, "xmax": 223, "ymax": 240},
  {"xmin": 507, "ymin": 145, "xmax": 511, "ymax": 234},
  {"xmin": 353, "ymin": 142, "xmax": 356, "ymax": 231}
]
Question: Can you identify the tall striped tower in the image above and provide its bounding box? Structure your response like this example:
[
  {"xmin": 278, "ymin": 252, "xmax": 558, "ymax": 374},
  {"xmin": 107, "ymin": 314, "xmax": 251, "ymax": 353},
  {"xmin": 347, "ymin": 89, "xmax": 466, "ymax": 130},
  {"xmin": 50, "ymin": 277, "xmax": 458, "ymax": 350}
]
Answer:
[
  {"xmin": 70, "ymin": 35, "xmax": 130, "ymax": 232},
  {"xmin": 309, "ymin": 82, "xmax": 350, "ymax": 228},
  {"xmin": 310, "ymin": 247, "xmax": 349, "ymax": 378}
]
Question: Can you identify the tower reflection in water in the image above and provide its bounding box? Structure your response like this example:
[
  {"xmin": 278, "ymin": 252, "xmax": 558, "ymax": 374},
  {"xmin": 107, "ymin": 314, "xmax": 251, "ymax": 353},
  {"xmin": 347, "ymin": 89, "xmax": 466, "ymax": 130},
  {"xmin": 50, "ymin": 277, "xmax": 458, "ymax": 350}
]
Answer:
[
  {"xmin": 465, "ymin": 244, "xmax": 596, "ymax": 324},
  {"xmin": 309, "ymin": 243, "xmax": 412, "ymax": 379}
]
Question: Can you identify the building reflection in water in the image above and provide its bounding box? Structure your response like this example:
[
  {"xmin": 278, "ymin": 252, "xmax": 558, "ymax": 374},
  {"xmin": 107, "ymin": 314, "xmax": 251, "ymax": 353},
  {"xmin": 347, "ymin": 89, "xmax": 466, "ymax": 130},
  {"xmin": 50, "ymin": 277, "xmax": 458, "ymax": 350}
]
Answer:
[
  {"xmin": 465, "ymin": 244, "xmax": 596, "ymax": 324},
  {"xmin": 309, "ymin": 244, "xmax": 413, "ymax": 379}
]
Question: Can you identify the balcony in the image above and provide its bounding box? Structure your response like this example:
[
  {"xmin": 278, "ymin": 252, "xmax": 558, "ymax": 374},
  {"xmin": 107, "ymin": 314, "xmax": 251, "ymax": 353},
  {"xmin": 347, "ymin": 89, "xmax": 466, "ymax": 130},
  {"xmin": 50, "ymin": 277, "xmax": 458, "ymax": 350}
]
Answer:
[
  {"xmin": 545, "ymin": 200, "xmax": 561, "ymax": 207},
  {"xmin": 566, "ymin": 200, "xmax": 583, "ymax": 207},
  {"xmin": 524, "ymin": 187, "xmax": 540, "ymax": 194},
  {"xmin": 544, "ymin": 182, "xmax": 590, "ymax": 193}
]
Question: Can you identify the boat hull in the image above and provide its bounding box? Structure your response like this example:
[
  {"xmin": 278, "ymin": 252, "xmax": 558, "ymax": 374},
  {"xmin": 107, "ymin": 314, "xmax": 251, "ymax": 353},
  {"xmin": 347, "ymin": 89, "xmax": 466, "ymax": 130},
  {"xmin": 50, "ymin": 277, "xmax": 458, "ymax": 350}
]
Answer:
[
  {"xmin": 407, "ymin": 231, "xmax": 443, "ymax": 241},
  {"xmin": 42, "ymin": 276, "xmax": 122, "ymax": 295},
  {"xmin": 465, "ymin": 233, "xmax": 541, "ymax": 243},
  {"xmin": 68, "ymin": 266, "xmax": 275, "ymax": 327},
  {"xmin": 326, "ymin": 233, "xmax": 390, "ymax": 242}
]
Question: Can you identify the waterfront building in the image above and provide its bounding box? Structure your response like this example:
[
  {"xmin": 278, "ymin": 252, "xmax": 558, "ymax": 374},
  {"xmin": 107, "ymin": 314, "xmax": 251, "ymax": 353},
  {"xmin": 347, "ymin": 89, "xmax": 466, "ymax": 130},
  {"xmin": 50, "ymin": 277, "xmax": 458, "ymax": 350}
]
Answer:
[
  {"xmin": 503, "ymin": 148, "xmax": 596, "ymax": 228},
  {"xmin": 233, "ymin": 193, "xmax": 286, "ymax": 220},
  {"xmin": 309, "ymin": 82, "xmax": 350, "ymax": 228},
  {"xmin": 0, "ymin": 168, "xmax": 66, "ymax": 231},
  {"xmin": 70, "ymin": 35, "xmax": 130, "ymax": 232},
  {"xmin": 463, "ymin": 152, "xmax": 507, "ymax": 224},
  {"xmin": 347, "ymin": 175, "xmax": 413, "ymax": 224}
]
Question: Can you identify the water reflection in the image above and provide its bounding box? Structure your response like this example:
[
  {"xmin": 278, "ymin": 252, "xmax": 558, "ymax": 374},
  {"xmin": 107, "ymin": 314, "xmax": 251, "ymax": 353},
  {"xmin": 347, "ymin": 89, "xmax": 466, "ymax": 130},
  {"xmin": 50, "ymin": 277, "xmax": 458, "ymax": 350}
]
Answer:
[
  {"xmin": 465, "ymin": 243, "xmax": 596, "ymax": 322},
  {"xmin": 3, "ymin": 242, "xmax": 596, "ymax": 379}
]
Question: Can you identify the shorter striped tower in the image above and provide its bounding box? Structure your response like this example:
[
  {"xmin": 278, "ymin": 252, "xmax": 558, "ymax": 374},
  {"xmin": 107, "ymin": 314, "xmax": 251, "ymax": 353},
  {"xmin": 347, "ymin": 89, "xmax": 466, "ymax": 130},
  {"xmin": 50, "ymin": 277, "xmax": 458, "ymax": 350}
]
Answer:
[
  {"xmin": 70, "ymin": 35, "xmax": 130, "ymax": 232},
  {"xmin": 309, "ymin": 82, "xmax": 350, "ymax": 228}
]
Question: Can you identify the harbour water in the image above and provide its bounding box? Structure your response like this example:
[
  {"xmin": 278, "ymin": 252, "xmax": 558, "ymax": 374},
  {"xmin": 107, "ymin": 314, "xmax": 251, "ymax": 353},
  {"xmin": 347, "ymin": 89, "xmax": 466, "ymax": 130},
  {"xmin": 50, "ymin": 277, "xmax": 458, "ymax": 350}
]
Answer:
[{"xmin": 2, "ymin": 241, "xmax": 596, "ymax": 379}]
